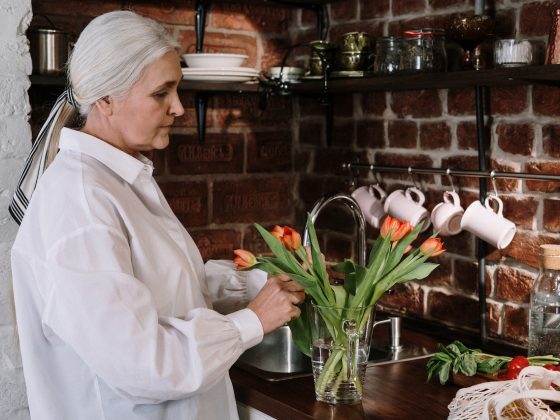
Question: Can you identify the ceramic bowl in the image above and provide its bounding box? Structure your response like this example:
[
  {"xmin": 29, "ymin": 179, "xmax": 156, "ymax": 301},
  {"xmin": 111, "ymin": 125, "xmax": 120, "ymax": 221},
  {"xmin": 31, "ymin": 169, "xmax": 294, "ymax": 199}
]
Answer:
[
  {"xmin": 267, "ymin": 66, "xmax": 305, "ymax": 82},
  {"xmin": 182, "ymin": 53, "xmax": 248, "ymax": 68},
  {"xmin": 338, "ymin": 51, "xmax": 371, "ymax": 71}
]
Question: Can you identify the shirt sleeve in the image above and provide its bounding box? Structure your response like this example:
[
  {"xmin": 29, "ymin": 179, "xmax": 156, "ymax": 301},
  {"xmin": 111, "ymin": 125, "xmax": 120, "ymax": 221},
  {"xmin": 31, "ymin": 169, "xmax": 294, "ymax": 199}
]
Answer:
[
  {"xmin": 204, "ymin": 260, "xmax": 268, "ymax": 314},
  {"xmin": 41, "ymin": 224, "xmax": 263, "ymax": 404}
]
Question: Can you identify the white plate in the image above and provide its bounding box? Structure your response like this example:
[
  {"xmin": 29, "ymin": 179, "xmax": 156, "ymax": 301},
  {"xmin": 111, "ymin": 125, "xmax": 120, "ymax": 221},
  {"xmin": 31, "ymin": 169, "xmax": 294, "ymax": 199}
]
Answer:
[
  {"xmin": 182, "ymin": 67, "xmax": 259, "ymax": 75},
  {"xmin": 182, "ymin": 53, "xmax": 248, "ymax": 68},
  {"xmin": 182, "ymin": 74, "xmax": 257, "ymax": 82}
]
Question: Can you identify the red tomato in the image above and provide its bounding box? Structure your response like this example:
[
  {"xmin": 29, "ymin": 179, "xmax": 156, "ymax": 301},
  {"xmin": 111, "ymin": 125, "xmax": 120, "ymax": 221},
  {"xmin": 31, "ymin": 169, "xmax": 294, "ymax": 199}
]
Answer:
[
  {"xmin": 507, "ymin": 356, "xmax": 529, "ymax": 371},
  {"xmin": 544, "ymin": 364, "xmax": 557, "ymax": 371},
  {"xmin": 499, "ymin": 370, "xmax": 519, "ymax": 380}
]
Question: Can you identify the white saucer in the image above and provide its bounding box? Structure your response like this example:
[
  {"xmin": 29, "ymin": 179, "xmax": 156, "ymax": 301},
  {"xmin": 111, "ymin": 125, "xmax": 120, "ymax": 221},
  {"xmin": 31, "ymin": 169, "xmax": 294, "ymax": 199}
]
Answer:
[
  {"xmin": 182, "ymin": 74, "xmax": 257, "ymax": 82},
  {"xmin": 182, "ymin": 67, "xmax": 259, "ymax": 76}
]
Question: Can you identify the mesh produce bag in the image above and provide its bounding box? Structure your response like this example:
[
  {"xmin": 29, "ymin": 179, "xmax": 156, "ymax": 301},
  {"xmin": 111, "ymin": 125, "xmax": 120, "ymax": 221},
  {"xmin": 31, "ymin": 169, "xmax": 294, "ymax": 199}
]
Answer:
[{"xmin": 448, "ymin": 366, "xmax": 560, "ymax": 419}]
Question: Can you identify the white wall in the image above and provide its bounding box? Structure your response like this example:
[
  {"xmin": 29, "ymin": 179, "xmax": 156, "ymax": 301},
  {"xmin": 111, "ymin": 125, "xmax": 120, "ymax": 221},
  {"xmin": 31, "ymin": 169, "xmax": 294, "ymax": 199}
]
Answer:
[{"xmin": 0, "ymin": 1, "xmax": 32, "ymax": 418}]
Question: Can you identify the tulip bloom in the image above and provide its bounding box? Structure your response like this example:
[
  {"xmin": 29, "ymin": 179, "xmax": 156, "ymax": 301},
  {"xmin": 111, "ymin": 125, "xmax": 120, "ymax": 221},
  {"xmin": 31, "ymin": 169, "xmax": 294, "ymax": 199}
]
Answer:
[
  {"xmin": 380, "ymin": 216, "xmax": 413, "ymax": 242},
  {"xmin": 420, "ymin": 238, "xmax": 445, "ymax": 257},
  {"xmin": 271, "ymin": 225, "xmax": 302, "ymax": 251},
  {"xmin": 233, "ymin": 249, "xmax": 257, "ymax": 269}
]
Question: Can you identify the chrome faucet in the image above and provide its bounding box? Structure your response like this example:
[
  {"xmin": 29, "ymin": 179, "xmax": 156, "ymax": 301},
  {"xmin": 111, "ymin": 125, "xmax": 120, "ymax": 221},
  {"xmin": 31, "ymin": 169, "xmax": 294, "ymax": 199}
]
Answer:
[
  {"xmin": 302, "ymin": 192, "xmax": 404, "ymax": 352},
  {"xmin": 303, "ymin": 192, "xmax": 367, "ymax": 266}
]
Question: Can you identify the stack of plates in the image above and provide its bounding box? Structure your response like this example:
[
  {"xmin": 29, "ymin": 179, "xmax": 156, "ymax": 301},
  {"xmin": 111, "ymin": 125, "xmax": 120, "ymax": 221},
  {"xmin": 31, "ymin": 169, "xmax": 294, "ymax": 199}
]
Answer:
[{"xmin": 181, "ymin": 67, "xmax": 259, "ymax": 83}]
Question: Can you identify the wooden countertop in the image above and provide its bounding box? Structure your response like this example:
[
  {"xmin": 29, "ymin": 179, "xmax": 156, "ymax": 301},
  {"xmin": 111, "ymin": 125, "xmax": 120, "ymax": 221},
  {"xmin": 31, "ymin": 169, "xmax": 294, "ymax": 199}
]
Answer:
[{"xmin": 231, "ymin": 326, "xmax": 462, "ymax": 419}]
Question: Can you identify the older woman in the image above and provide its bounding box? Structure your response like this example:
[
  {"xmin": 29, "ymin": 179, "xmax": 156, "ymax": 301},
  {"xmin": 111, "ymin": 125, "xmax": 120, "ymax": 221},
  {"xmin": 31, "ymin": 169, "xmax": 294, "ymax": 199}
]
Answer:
[{"xmin": 11, "ymin": 11, "xmax": 304, "ymax": 420}]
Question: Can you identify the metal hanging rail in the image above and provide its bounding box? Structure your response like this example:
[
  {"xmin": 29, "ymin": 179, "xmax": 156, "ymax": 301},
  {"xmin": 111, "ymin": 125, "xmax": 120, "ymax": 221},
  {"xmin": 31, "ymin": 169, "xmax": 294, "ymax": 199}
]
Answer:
[{"xmin": 343, "ymin": 163, "xmax": 560, "ymax": 183}]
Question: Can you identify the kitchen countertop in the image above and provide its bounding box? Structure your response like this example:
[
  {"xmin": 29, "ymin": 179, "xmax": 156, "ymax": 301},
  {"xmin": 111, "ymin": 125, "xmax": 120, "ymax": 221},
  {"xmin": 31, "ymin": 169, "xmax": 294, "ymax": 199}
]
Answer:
[{"xmin": 231, "ymin": 325, "xmax": 464, "ymax": 419}]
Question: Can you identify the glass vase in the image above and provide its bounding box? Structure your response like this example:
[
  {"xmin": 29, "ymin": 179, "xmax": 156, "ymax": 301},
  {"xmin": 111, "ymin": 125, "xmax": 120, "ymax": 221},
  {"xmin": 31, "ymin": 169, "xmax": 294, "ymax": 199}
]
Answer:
[{"xmin": 309, "ymin": 303, "xmax": 375, "ymax": 404}]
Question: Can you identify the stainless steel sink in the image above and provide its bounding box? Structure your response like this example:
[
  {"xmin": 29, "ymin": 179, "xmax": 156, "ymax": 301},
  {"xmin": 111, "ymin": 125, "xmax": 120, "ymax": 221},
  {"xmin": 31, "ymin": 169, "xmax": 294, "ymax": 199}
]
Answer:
[{"xmin": 234, "ymin": 319, "xmax": 433, "ymax": 381}]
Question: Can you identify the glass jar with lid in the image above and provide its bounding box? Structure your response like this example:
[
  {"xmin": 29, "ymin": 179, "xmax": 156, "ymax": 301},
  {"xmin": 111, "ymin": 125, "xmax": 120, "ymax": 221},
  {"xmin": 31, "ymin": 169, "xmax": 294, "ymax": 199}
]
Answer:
[
  {"xmin": 373, "ymin": 36, "xmax": 403, "ymax": 75},
  {"xmin": 402, "ymin": 28, "xmax": 447, "ymax": 73},
  {"xmin": 528, "ymin": 244, "xmax": 560, "ymax": 357}
]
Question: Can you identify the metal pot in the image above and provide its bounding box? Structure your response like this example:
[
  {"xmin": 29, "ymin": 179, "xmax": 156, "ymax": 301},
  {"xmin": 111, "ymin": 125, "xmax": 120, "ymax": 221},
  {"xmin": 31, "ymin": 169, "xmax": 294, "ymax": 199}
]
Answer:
[{"xmin": 28, "ymin": 28, "xmax": 73, "ymax": 76}]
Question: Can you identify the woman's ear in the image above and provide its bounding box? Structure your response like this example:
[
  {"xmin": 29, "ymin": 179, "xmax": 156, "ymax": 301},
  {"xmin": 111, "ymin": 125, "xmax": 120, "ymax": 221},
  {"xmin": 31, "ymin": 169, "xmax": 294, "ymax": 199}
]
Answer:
[{"xmin": 95, "ymin": 96, "xmax": 113, "ymax": 116}]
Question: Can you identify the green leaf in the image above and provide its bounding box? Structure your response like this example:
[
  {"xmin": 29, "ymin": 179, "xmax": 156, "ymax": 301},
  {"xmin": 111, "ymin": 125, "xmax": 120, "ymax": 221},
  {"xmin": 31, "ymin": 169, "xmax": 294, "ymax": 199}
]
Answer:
[
  {"xmin": 382, "ymin": 223, "xmax": 422, "ymax": 275},
  {"xmin": 459, "ymin": 354, "xmax": 477, "ymax": 376},
  {"xmin": 438, "ymin": 362, "xmax": 451, "ymax": 385},
  {"xmin": 397, "ymin": 262, "xmax": 440, "ymax": 282},
  {"xmin": 304, "ymin": 213, "xmax": 334, "ymax": 304},
  {"xmin": 288, "ymin": 299, "xmax": 312, "ymax": 357},
  {"xmin": 343, "ymin": 272, "xmax": 357, "ymax": 296},
  {"xmin": 331, "ymin": 285, "xmax": 348, "ymax": 308},
  {"xmin": 332, "ymin": 259, "xmax": 356, "ymax": 275},
  {"xmin": 477, "ymin": 356, "xmax": 509, "ymax": 374}
]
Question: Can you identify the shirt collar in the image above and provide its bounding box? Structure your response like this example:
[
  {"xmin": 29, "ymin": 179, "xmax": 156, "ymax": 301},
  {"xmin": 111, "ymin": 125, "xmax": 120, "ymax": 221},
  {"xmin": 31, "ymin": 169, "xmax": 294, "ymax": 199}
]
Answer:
[{"xmin": 58, "ymin": 128, "xmax": 154, "ymax": 184}]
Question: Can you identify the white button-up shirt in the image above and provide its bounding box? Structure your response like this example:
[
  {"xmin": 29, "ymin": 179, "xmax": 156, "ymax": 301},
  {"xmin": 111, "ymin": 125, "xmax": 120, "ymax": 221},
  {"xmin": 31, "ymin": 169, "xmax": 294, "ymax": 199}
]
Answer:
[{"xmin": 11, "ymin": 128, "xmax": 266, "ymax": 420}]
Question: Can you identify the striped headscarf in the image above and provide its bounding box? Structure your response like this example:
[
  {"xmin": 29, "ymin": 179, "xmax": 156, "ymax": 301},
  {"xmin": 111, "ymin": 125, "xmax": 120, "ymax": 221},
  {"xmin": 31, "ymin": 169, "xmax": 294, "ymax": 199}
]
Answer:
[{"xmin": 9, "ymin": 88, "xmax": 78, "ymax": 225}]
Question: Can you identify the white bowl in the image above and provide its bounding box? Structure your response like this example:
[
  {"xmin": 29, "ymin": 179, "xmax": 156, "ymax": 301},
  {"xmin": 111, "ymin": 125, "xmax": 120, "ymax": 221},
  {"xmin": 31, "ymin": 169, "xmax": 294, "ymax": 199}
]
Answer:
[{"xmin": 182, "ymin": 53, "xmax": 248, "ymax": 68}]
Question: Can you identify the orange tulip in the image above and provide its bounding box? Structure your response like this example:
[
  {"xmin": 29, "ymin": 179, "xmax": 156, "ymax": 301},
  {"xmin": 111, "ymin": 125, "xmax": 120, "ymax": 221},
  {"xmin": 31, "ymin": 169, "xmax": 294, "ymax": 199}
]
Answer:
[
  {"xmin": 380, "ymin": 216, "xmax": 413, "ymax": 242},
  {"xmin": 233, "ymin": 249, "xmax": 257, "ymax": 269},
  {"xmin": 420, "ymin": 238, "xmax": 445, "ymax": 257},
  {"xmin": 270, "ymin": 225, "xmax": 302, "ymax": 251}
]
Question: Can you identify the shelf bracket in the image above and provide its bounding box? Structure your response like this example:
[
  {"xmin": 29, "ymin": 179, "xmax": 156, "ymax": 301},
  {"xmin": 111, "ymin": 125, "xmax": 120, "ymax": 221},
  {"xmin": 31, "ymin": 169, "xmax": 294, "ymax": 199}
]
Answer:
[
  {"xmin": 196, "ymin": 92, "xmax": 209, "ymax": 145},
  {"xmin": 195, "ymin": 0, "xmax": 210, "ymax": 53}
]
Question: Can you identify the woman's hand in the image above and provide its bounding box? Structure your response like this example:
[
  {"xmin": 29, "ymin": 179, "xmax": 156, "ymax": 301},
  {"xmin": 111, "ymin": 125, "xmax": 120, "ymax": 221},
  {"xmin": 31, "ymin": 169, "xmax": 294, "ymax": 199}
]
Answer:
[{"xmin": 247, "ymin": 274, "xmax": 305, "ymax": 335}]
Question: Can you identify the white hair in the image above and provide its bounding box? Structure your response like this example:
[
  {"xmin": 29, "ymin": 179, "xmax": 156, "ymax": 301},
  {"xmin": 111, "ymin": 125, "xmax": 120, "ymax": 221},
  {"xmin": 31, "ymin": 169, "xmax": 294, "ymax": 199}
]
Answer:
[{"xmin": 69, "ymin": 10, "xmax": 180, "ymax": 116}]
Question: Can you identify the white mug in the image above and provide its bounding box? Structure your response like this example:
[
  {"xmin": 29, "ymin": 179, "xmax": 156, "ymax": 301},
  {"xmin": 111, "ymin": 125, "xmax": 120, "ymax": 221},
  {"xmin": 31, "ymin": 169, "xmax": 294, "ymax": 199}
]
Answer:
[
  {"xmin": 351, "ymin": 184, "xmax": 387, "ymax": 228},
  {"xmin": 430, "ymin": 191, "xmax": 464, "ymax": 236},
  {"xmin": 384, "ymin": 187, "xmax": 430, "ymax": 232},
  {"xmin": 460, "ymin": 194, "xmax": 516, "ymax": 249}
]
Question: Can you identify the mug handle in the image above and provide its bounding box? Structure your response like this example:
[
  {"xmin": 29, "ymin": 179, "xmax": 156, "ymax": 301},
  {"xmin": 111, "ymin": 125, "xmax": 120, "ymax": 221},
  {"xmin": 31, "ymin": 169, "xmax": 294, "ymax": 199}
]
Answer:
[
  {"xmin": 444, "ymin": 191, "xmax": 461, "ymax": 207},
  {"xmin": 405, "ymin": 187, "xmax": 425, "ymax": 206},
  {"xmin": 484, "ymin": 194, "xmax": 503, "ymax": 216},
  {"xmin": 369, "ymin": 184, "xmax": 387, "ymax": 201}
]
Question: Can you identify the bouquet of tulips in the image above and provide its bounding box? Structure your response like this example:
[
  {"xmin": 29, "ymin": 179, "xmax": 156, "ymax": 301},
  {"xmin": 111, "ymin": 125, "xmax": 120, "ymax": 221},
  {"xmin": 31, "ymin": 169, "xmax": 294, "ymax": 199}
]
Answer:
[{"xmin": 233, "ymin": 214, "xmax": 445, "ymax": 400}]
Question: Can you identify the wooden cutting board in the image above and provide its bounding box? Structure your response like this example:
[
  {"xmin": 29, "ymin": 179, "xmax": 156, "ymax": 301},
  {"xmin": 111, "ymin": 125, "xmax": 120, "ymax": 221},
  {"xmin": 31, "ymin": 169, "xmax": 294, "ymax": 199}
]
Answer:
[{"xmin": 452, "ymin": 371, "xmax": 501, "ymax": 387}]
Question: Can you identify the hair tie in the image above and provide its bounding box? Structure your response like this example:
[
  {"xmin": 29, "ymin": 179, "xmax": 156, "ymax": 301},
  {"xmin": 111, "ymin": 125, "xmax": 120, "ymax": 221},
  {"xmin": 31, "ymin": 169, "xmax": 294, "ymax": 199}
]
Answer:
[{"xmin": 65, "ymin": 87, "xmax": 78, "ymax": 109}]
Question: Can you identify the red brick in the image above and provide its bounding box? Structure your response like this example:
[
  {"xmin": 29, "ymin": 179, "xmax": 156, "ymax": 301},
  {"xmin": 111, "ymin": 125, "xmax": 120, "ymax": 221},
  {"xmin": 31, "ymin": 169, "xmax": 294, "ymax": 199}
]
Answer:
[
  {"xmin": 214, "ymin": 94, "xmax": 292, "ymax": 128},
  {"xmin": 213, "ymin": 177, "xmax": 292, "ymax": 223},
  {"xmin": 361, "ymin": 92, "xmax": 387, "ymax": 116},
  {"xmin": 144, "ymin": 149, "xmax": 166, "ymax": 176},
  {"xmin": 357, "ymin": 120, "xmax": 385, "ymax": 148},
  {"xmin": 454, "ymin": 259, "xmax": 478, "ymax": 294},
  {"xmin": 167, "ymin": 133, "xmax": 243, "ymax": 175},
  {"xmin": 420, "ymin": 122, "xmax": 451, "ymax": 149},
  {"xmin": 247, "ymin": 131, "xmax": 292, "ymax": 173},
  {"xmin": 487, "ymin": 302, "xmax": 503, "ymax": 336},
  {"xmin": 324, "ymin": 236, "xmax": 355, "ymax": 262},
  {"xmin": 428, "ymin": 0, "xmax": 469, "ymax": 11},
  {"xmin": 160, "ymin": 181, "xmax": 208, "ymax": 227},
  {"xmin": 388, "ymin": 120, "xmax": 418, "ymax": 148},
  {"xmin": 178, "ymin": 30, "xmax": 258, "ymax": 68},
  {"xmin": 298, "ymin": 96, "xmax": 326, "ymax": 118},
  {"xmin": 31, "ymin": 0, "xmax": 123, "ymax": 18},
  {"xmin": 361, "ymin": 0, "xmax": 390, "ymax": 19},
  {"xmin": 299, "ymin": 120, "xmax": 324, "ymax": 146},
  {"xmin": 391, "ymin": 90, "xmax": 442, "ymax": 118},
  {"xmin": 489, "ymin": 161, "xmax": 519, "ymax": 192},
  {"xmin": 374, "ymin": 152, "xmax": 435, "ymax": 184},
  {"xmin": 132, "ymin": 2, "xmax": 195, "ymax": 25},
  {"xmin": 441, "ymin": 155, "xmax": 480, "ymax": 189},
  {"xmin": 174, "ymin": 95, "xmax": 208, "ymax": 128},
  {"xmin": 505, "ymin": 231, "xmax": 558, "ymax": 269},
  {"xmin": 392, "ymin": 0, "xmax": 426, "ymax": 16},
  {"xmin": 378, "ymin": 282, "xmax": 424, "ymax": 317},
  {"xmin": 543, "ymin": 124, "xmax": 560, "ymax": 158},
  {"xmin": 493, "ymin": 9, "xmax": 517, "ymax": 39},
  {"xmin": 314, "ymin": 206, "xmax": 357, "ymax": 236},
  {"xmin": 501, "ymin": 196, "xmax": 537, "ymax": 229},
  {"xmin": 388, "ymin": 15, "xmax": 449, "ymax": 37},
  {"xmin": 332, "ymin": 95, "xmax": 355, "ymax": 118},
  {"xmin": 544, "ymin": 199, "xmax": 560, "ymax": 232},
  {"xmin": 533, "ymin": 85, "xmax": 560, "ymax": 117},
  {"xmin": 520, "ymin": 1, "xmax": 558, "ymax": 37},
  {"xmin": 298, "ymin": 176, "xmax": 326, "ymax": 210},
  {"xmin": 428, "ymin": 291, "xmax": 479, "ymax": 328},
  {"xmin": 329, "ymin": 21, "xmax": 384, "ymax": 43},
  {"xmin": 503, "ymin": 305, "xmax": 528, "ymax": 344},
  {"xmin": 332, "ymin": 121, "xmax": 355, "ymax": 147},
  {"xmin": 260, "ymin": 37, "xmax": 294, "ymax": 70},
  {"xmin": 444, "ymin": 230, "xmax": 475, "ymax": 258},
  {"xmin": 331, "ymin": 0, "xmax": 358, "ymax": 22},
  {"xmin": 495, "ymin": 266, "xmax": 534, "ymax": 303},
  {"xmin": 525, "ymin": 161, "xmax": 560, "ymax": 192},
  {"xmin": 496, "ymin": 123, "xmax": 535, "ymax": 155},
  {"xmin": 490, "ymin": 86, "xmax": 528, "ymax": 115},
  {"xmin": 457, "ymin": 121, "xmax": 477, "ymax": 150},
  {"xmin": 210, "ymin": 4, "xmax": 289, "ymax": 34},
  {"xmin": 313, "ymin": 149, "xmax": 365, "ymax": 176},
  {"xmin": 190, "ymin": 229, "xmax": 241, "ymax": 261},
  {"xmin": 422, "ymin": 255, "xmax": 452, "ymax": 286},
  {"xmin": 244, "ymin": 224, "xmax": 281, "ymax": 257},
  {"xmin": 448, "ymin": 88, "xmax": 475, "ymax": 116}
]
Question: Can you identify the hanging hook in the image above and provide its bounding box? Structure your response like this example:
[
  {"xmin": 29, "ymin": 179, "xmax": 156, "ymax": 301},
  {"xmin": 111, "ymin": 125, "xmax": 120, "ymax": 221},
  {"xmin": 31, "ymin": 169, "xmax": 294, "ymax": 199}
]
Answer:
[
  {"xmin": 371, "ymin": 164, "xmax": 383, "ymax": 186},
  {"xmin": 489, "ymin": 170, "xmax": 499, "ymax": 197},
  {"xmin": 446, "ymin": 168, "xmax": 456, "ymax": 193},
  {"xmin": 408, "ymin": 166, "xmax": 420, "ymax": 189},
  {"xmin": 346, "ymin": 162, "xmax": 357, "ymax": 190}
]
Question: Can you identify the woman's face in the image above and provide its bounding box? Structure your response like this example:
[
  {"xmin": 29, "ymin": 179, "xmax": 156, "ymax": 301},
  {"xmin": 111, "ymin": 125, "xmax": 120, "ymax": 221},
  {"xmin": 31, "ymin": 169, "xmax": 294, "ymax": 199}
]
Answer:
[{"xmin": 108, "ymin": 50, "xmax": 184, "ymax": 154}]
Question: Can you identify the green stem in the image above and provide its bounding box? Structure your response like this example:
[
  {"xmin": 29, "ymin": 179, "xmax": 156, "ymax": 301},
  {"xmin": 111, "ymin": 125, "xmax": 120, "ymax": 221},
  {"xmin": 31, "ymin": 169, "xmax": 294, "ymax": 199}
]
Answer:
[{"xmin": 316, "ymin": 347, "xmax": 343, "ymax": 393}]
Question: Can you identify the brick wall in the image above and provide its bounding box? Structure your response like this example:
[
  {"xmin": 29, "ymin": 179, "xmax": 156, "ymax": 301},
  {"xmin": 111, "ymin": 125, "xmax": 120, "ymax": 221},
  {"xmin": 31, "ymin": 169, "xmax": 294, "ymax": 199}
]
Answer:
[
  {"xmin": 0, "ymin": 1, "xmax": 32, "ymax": 418},
  {"xmin": 29, "ymin": 0, "xmax": 560, "ymax": 352}
]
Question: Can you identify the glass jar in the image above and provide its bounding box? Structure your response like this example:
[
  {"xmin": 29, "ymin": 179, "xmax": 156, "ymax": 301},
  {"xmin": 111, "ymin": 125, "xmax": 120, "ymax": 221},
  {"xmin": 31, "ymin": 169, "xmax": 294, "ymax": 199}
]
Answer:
[
  {"xmin": 373, "ymin": 36, "xmax": 403, "ymax": 75},
  {"xmin": 528, "ymin": 244, "xmax": 560, "ymax": 357},
  {"xmin": 402, "ymin": 28, "xmax": 447, "ymax": 73}
]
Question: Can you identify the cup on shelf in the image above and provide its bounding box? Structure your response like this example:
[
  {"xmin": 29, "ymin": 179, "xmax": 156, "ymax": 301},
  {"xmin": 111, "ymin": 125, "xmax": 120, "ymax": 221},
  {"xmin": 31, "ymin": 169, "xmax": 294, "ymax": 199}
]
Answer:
[
  {"xmin": 494, "ymin": 39, "xmax": 533, "ymax": 67},
  {"xmin": 351, "ymin": 184, "xmax": 387, "ymax": 228},
  {"xmin": 384, "ymin": 187, "xmax": 431, "ymax": 232},
  {"xmin": 430, "ymin": 191, "xmax": 464, "ymax": 236},
  {"xmin": 460, "ymin": 194, "xmax": 516, "ymax": 249}
]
